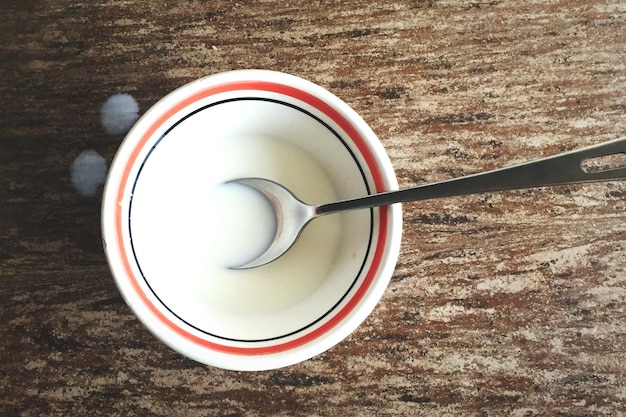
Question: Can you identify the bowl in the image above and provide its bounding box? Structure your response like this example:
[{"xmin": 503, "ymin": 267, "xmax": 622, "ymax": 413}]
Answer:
[{"xmin": 101, "ymin": 70, "xmax": 402, "ymax": 371}]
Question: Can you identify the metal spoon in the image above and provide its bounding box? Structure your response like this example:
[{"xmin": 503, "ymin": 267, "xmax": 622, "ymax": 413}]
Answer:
[{"xmin": 229, "ymin": 137, "xmax": 626, "ymax": 269}]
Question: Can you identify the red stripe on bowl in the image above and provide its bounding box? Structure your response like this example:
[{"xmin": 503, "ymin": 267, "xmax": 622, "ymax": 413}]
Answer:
[{"xmin": 113, "ymin": 80, "xmax": 389, "ymax": 355}]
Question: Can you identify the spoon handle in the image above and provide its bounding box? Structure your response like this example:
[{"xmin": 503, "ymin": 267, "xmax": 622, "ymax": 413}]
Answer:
[{"xmin": 316, "ymin": 136, "xmax": 626, "ymax": 215}]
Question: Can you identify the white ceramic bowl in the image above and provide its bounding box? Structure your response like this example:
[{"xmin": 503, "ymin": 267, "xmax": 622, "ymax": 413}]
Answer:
[{"xmin": 102, "ymin": 70, "xmax": 402, "ymax": 371}]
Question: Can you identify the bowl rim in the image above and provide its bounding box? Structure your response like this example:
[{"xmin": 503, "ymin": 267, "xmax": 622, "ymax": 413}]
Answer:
[{"xmin": 101, "ymin": 70, "xmax": 402, "ymax": 370}]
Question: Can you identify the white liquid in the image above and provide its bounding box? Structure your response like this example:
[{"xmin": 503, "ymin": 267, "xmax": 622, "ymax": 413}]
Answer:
[
  {"xmin": 129, "ymin": 135, "xmax": 342, "ymax": 339},
  {"xmin": 204, "ymin": 183, "xmax": 276, "ymax": 269}
]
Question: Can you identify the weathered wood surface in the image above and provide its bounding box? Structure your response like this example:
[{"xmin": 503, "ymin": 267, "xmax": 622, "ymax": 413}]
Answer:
[{"xmin": 2, "ymin": 0, "xmax": 626, "ymax": 415}]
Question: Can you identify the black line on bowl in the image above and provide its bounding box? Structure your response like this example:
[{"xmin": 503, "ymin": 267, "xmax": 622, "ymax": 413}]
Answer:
[{"xmin": 128, "ymin": 97, "xmax": 375, "ymax": 343}]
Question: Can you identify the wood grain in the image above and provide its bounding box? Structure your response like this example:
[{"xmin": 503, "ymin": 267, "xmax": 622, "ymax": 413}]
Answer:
[{"xmin": 2, "ymin": 0, "xmax": 626, "ymax": 415}]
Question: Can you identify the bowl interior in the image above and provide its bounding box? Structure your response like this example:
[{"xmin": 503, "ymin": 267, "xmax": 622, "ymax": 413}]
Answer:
[{"xmin": 127, "ymin": 97, "xmax": 376, "ymax": 342}]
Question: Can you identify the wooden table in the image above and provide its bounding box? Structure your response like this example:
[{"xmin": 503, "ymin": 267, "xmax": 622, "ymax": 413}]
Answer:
[{"xmin": 2, "ymin": 0, "xmax": 626, "ymax": 415}]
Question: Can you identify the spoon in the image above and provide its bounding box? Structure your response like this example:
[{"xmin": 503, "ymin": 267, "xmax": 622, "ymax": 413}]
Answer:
[{"xmin": 229, "ymin": 137, "xmax": 626, "ymax": 269}]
